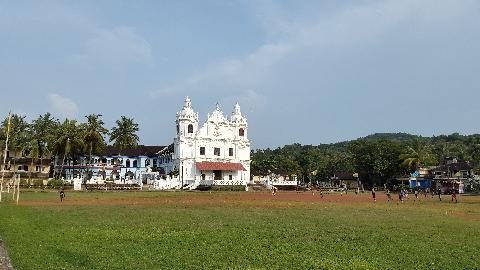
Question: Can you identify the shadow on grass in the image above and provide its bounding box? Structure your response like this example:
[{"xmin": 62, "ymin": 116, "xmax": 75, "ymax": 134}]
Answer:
[{"xmin": 50, "ymin": 247, "xmax": 94, "ymax": 269}]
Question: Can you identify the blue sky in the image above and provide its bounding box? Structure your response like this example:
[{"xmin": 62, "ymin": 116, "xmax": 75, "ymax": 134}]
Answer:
[{"xmin": 1, "ymin": 0, "xmax": 480, "ymax": 148}]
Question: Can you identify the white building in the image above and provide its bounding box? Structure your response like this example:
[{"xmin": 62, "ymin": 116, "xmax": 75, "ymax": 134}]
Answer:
[{"xmin": 160, "ymin": 97, "xmax": 251, "ymax": 187}]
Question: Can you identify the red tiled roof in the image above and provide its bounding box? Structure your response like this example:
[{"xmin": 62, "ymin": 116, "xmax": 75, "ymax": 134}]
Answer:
[{"xmin": 196, "ymin": 161, "xmax": 246, "ymax": 171}]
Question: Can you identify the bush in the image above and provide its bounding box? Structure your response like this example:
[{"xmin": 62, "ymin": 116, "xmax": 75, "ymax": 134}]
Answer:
[
  {"xmin": 209, "ymin": 185, "xmax": 246, "ymax": 192},
  {"xmin": 47, "ymin": 179, "xmax": 65, "ymax": 188},
  {"xmin": 31, "ymin": 180, "xmax": 44, "ymax": 187}
]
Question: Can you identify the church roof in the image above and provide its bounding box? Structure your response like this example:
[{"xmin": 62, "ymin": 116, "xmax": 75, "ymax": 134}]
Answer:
[{"xmin": 196, "ymin": 161, "xmax": 246, "ymax": 171}]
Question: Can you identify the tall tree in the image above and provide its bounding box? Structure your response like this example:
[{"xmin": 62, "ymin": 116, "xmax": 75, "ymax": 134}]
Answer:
[
  {"xmin": 0, "ymin": 114, "xmax": 30, "ymax": 156},
  {"xmin": 84, "ymin": 114, "xmax": 108, "ymax": 160},
  {"xmin": 349, "ymin": 140, "xmax": 403, "ymax": 188},
  {"xmin": 109, "ymin": 116, "xmax": 139, "ymax": 153},
  {"xmin": 30, "ymin": 113, "xmax": 59, "ymax": 175},
  {"xmin": 54, "ymin": 119, "xmax": 85, "ymax": 179},
  {"xmin": 400, "ymin": 139, "xmax": 437, "ymax": 172}
]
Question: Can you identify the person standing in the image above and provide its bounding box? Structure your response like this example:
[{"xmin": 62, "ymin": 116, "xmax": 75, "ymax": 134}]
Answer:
[
  {"xmin": 59, "ymin": 188, "xmax": 66, "ymax": 202},
  {"xmin": 451, "ymin": 189, "xmax": 458, "ymax": 203},
  {"xmin": 272, "ymin": 186, "xmax": 277, "ymax": 196},
  {"xmin": 386, "ymin": 189, "xmax": 392, "ymax": 202},
  {"xmin": 371, "ymin": 187, "xmax": 376, "ymax": 202},
  {"xmin": 437, "ymin": 188, "xmax": 442, "ymax": 201}
]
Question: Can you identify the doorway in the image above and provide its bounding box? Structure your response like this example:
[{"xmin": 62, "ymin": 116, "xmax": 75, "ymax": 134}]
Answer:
[{"xmin": 213, "ymin": 170, "xmax": 222, "ymax": 180}]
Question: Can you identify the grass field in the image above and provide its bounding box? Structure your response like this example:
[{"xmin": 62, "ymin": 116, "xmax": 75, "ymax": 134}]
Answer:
[{"xmin": 0, "ymin": 190, "xmax": 479, "ymax": 269}]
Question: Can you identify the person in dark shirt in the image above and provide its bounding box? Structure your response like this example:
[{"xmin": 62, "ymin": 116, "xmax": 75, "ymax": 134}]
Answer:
[
  {"xmin": 451, "ymin": 190, "xmax": 457, "ymax": 203},
  {"xmin": 386, "ymin": 189, "xmax": 392, "ymax": 202},
  {"xmin": 371, "ymin": 188, "xmax": 376, "ymax": 202},
  {"xmin": 59, "ymin": 188, "xmax": 66, "ymax": 202}
]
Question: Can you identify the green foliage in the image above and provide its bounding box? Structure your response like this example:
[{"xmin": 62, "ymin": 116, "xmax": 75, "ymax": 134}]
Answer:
[
  {"xmin": 54, "ymin": 119, "xmax": 86, "ymax": 158},
  {"xmin": 29, "ymin": 113, "xmax": 59, "ymax": 160},
  {"xmin": 109, "ymin": 116, "xmax": 139, "ymax": 151},
  {"xmin": 252, "ymin": 133, "xmax": 480, "ymax": 188},
  {"xmin": 83, "ymin": 114, "xmax": 108, "ymax": 156},
  {"xmin": 0, "ymin": 114, "xmax": 31, "ymax": 154},
  {"xmin": 170, "ymin": 166, "xmax": 179, "ymax": 177},
  {"xmin": 209, "ymin": 185, "xmax": 246, "ymax": 191},
  {"xmin": 349, "ymin": 140, "xmax": 403, "ymax": 187},
  {"xmin": 47, "ymin": 179, "xmax": 65, "ymax": 188}
]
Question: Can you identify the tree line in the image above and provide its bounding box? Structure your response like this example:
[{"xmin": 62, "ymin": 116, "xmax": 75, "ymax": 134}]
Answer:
[
  {"xmin": 0, "ymin": 113, "xmax": 140, "ymax": 171},
  {"xmin": 251, "ymin": 133, "xmax": 480, "ymax": 187}
]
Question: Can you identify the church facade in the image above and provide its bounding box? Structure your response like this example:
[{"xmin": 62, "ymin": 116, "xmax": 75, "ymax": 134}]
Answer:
[{"xmin": 160, "ymin": 97, "xmax": 251, "ymax": 186}]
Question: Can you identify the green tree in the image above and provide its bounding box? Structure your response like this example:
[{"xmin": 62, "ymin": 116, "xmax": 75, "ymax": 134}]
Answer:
[
  {"xmin": 29, "ymin": 113, "xmax": 59, "ymax": 176},
  {"xmin": 84, "ymin": 114, "xmax": 108, "ymax": 171},
  {"xmin": 349, "ymin": 140, "xmax": 402, "ymax": 188},
  {"xmin": 400, "ymin": 139, "xmax": 437, "ymax": 172},
  {"xmin": 109, "ymin": 116, "xmax": 139, "ymax": 153},
  {"xmin": 0, "ymin": 114, "xmax": 30, "ymax": 156},
  {"xmin": 54, "ymin": 119, "xmax": 85, "ymax": 179}
]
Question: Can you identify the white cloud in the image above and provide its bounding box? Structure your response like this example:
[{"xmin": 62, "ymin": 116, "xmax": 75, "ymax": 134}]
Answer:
[{"xmin": 48, "ymin": 93, "xmax": 79, "ymax": 119}]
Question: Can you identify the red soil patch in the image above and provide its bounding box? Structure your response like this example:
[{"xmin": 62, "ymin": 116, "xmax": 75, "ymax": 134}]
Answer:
[
  {"xmin": 19, "ymin": 191, "xmax": 378, "ymax": 208},
  {"xmin": 451, "ymin": 211, "xmax": 480, "ymax": 221}
]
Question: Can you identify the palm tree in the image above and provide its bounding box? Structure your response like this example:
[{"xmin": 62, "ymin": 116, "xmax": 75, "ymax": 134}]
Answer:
[
  {"xmin": 30, "ymin": 113, "xmax": 59, "ymax": 177},
  {"xmin": 53, "ymin": 119, "xmax": 85, "ymax": 179},
  {"xmin": 84, "ymin": 114, "xmax": 108, "ymax": 178},
  {"xmin": 400, "ymin": 139, "xmax": 436, "ymax": 173},
  {"xmin": 109, "ymin": 116, "xmax": 139, "ymax": 154}
]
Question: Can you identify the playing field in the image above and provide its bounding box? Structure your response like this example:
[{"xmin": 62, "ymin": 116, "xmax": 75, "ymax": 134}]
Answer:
[{"xmin": 0, "ymin": 190, "xmax": 479, "ymax": 269}]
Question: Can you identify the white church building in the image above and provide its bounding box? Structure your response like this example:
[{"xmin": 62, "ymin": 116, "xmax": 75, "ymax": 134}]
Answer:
[{"xmin": 159, "ymin": 97, "xmax": 251, "ymax": 188}]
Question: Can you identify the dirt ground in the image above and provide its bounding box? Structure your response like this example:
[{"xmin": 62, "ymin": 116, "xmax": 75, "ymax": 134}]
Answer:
[
  {"xmin": 19, "ymin": 191, "xmax": 381, "ymax": 207},
  {"xmin": 0, "ymin": 239, "xmax": 13, "ymax": 270}
]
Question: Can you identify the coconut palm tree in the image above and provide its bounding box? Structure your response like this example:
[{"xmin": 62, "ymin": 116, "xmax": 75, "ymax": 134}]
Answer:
[
  {"xmin": 109, "ymin": 116, "xmax": 139, "ymax": 154},
  {"xmin": 30, "ymin": 113, "xmax": 59, "ymax": 177},
  {"xmin": 83, "ymin": 114, "xmax": 108, "ymax": 178},
  {"xmin": 400, "ymin": 139, "xmax": 437, "ymax": 173},
  {"xmin": 53, "ymin": 119, "xmax": 85, "ymax": 179}
]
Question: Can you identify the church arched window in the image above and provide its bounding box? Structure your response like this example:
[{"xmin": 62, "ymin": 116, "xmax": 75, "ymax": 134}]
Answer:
[
  {"xmin": 239, "ymin": 128, "xmax": 245, "ymax": 137},
  {"xmin": 188, "ymin": 124, "xmax": 193, "ymax": 134},
  {"xmin": 176, "ymin": 124, "xmax": 180, "ymax": 134}
]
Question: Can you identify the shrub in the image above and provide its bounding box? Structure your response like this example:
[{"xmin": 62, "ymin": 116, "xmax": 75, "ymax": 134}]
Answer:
[
  {"xmin": 210, "ymin": 185, "xmax": 246, "ymax": 192},
  {"xmin": 47, "ymin": 179, "xmax": 65, "ymax": 188}
]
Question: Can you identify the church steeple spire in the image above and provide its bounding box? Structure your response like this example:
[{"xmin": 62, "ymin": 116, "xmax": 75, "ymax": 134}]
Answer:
[{"xmin": 230, "ymin": 102, "xmax": 246, "ymax": 123}]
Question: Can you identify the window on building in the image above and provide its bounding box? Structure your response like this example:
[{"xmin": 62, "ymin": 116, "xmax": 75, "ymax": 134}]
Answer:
[
  {"xmin": 214, "ymin": 148, "xmax": 220, "ymax": 156},
  {"xmin": 229, "ymin": 175, "xmax": 233, "ymax": 180},
  {"xmin": 176, "ymin": 124, "xmax": 180, "ymax": 134},
  {"xmin": 126, "ymin": 160, "xmax": 130, "ymax": 168},
  {"xmin": 229, "ymin": 148, "xmax": 234, "ymax": 156},
  {"xmin": 200, "ymin": 147, "xmax": 205, "ymax": 155},
  {"xmin": 18, "ymin": 166, "xmax": 23, "ymax": 171},
  {"xmin": 201, "ymin": 174, "xmax": 206, "ymax": 180},
  {"xmin": 188, "ymin": 124, "xmax": 193, "ymax": 133},
  {"xmin": 239, "ymin": 128, "xmax": 245, "ymax": 137},
  {"xmin": 133, "ymin": 160, "xmax": 138, "ymax": 167},
  {"xmin": 6, "ymin": 151, "xmax": 9, "ymax": 158},
  {"xmin": 36, "ymin": 166, "xmax": 41, "ymax": 172},
  {"xmin": 145, "ymin": 159, "xmax": 150, "ymax": 167},
  {"xmin": 153, "ymin": 159, "xmax": 157, "ymax": 166},
  {"xmin": 24, "ymin": 165, "xmax": 28, "ymax": 171}
]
